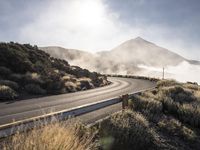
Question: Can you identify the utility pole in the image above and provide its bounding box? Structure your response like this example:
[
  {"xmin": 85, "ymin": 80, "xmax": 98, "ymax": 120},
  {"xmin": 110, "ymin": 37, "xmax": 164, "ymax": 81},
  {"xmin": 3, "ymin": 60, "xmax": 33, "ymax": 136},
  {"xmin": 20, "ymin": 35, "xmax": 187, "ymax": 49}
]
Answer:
[{"xmin": 162, "ymin": 67, "xmax": 165, "ymax": 80}]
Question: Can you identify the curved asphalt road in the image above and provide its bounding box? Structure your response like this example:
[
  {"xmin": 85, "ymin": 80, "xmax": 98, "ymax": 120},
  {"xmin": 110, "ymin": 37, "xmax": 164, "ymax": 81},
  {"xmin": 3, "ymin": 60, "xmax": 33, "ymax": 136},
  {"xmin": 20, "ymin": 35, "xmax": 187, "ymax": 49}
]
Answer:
[{"xmin": 0, "ymin": 77, "xmax": 155, "ymax": 126}]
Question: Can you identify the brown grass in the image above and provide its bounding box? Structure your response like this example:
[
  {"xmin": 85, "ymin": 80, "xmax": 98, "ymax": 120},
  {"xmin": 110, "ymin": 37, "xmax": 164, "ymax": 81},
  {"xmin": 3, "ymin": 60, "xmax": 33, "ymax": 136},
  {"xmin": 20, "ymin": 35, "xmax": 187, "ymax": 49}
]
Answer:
[{"xmin": 2, "ymin": 121, "xmax": 95, "ymax": 150}]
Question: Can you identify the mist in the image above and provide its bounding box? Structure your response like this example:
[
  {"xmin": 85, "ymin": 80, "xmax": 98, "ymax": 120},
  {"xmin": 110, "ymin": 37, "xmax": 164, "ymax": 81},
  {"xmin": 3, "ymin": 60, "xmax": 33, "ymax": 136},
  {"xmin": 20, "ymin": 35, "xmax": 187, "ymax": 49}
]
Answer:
[
  {"xmin": 41, "ymin": 37, "xmax": 200, "ymax": 84},
  {"xmin": 138, "ymin": 61, "xmax": 200, "ymax": 84}
]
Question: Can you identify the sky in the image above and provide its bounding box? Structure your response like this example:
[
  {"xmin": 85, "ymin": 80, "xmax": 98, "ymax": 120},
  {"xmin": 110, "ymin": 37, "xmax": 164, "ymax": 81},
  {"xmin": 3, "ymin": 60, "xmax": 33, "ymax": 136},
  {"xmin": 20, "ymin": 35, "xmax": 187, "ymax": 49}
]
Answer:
[{"xmin": 0, "ymin": 0, "xmax": 200, "ymax": 60}]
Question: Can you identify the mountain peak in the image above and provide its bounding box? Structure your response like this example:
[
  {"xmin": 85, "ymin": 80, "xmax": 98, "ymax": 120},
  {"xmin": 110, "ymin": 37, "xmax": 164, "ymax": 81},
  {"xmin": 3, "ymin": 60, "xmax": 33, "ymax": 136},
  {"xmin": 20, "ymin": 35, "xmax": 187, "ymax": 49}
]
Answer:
[
  {"xmin": 135, "ymin": 36, "xmax": 144, "ymax": 40},
  {"xmin": 123, "ymin": 37, "xmax": 153, "ymax": 46}
]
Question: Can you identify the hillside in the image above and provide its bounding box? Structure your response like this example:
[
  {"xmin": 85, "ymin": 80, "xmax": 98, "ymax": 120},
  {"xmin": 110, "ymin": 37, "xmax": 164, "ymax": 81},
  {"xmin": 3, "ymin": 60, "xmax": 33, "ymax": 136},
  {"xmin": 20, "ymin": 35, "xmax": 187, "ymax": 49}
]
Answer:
[
  {"xmin": 41, "ymin": 37, "xmax": 199, "ymax": 75},
  {"xmin": 0, "ymin": 42, "xmax": 109, "ymax": 100}
]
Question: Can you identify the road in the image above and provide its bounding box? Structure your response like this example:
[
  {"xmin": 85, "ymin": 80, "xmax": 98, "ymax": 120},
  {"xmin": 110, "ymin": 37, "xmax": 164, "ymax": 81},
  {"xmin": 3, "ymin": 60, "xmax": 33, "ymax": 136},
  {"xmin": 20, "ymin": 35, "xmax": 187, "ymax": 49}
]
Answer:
[{"xmin": 0, "ymin": 77, "xmax": 155, "ymax": 126}]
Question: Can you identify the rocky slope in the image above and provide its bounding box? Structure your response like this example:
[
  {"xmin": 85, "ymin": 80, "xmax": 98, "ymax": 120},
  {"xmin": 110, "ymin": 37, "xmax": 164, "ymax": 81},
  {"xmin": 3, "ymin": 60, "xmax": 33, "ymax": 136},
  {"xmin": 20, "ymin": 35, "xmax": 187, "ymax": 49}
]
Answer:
[{"xmin": 0, "ymin": 42, "xmax": 109, "ymax": 100}]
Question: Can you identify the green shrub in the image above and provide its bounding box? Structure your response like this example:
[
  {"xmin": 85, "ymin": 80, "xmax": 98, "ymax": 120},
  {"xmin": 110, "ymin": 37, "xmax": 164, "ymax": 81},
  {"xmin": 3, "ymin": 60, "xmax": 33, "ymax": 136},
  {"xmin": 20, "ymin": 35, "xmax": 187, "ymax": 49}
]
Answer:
[
  {"xmin": 25, "ymin": 84, "xmax": 46, "ymax": 95},
  {"xmin": 0, "ymin": 80, "xmax": 19, "ymax": 91},
  {"xmin": 0, "ymin": 85, "xmax": 18, "ymax": 100},
  {"xmin": 97, "ymin": 110, "xmax": 155, "ymax": 150}
]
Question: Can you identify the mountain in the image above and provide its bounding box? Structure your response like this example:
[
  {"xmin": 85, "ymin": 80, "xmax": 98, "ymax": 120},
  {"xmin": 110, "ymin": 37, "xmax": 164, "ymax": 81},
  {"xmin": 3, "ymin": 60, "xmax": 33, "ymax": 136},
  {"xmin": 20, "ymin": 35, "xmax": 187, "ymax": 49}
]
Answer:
[
  {"xmin": 40, "ymin": 37, "xmax": 199, "ymax": 74},
  {"xmin": 99, "ymin": 37, "xmax": 186, "ymax": 67},
  {"xmin": 0, "ymin": 42, "xmax": 108, "ymax": 100}
]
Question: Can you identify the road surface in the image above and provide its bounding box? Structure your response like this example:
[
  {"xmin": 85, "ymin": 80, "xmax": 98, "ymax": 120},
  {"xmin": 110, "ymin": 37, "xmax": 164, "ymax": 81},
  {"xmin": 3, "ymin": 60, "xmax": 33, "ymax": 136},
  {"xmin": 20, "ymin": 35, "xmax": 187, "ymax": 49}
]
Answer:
[{"xmin": 0, "ymin": 77, "xmax": 155, "ymax": 126}]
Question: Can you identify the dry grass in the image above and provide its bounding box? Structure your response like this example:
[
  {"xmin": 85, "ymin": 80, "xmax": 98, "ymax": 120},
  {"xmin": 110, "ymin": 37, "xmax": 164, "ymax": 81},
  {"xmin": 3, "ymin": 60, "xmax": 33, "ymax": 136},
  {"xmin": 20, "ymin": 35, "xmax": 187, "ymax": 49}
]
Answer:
[{"xmin": 2, "ymin": 121, "xmax": 95, "ymax": 150}]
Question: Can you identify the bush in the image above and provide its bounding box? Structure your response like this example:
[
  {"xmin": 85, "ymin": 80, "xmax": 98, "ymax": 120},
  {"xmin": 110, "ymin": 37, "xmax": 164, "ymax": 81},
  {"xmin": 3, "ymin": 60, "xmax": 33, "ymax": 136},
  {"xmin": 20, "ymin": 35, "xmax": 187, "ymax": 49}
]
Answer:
[
  {"xmin": 158, "ymin": 117, "xmax": 197, "ymax": 141},
  {"xmin": 183, "ymin": 83, "xmax": 199, "ymax": 91},
  {"xmin": 23, "ymin": 72, "xmax": 43, "ymax": 85},
  {"xmin": 8, "ymin": 73, "xmax": 24, "ymax": 83},
  {"xmin": 131, "ymin": 95, "xmax": 163, "ymax": 115},
  {"xmin": 0, "ymin": 66, "xmax": 12, "ymax": 77},
  {"xmin": 0, "ymin": 85, "xmax": 18, "ymax": 100},
  {"xmin": 159, "ymin": 90, "xmax": 200, "ymax": 128},
  {"xmin": 79, "ymin": 78, "xmax": 94, "ymax": 90},
  {"xmin": 157, "ymin": 79, "xmax": 178, "ymax": 88},
  {"xmin": 177, "ymin": 104, "xmax": 200, "ymax": 128},
  {"xmin": 97, "ymin": 110, "xmax": 155, "ymax": 150},
  {"xmin": 0, "ymin": 80, "xmax": 19, "ymax": 91},
  {"xmin": 161, "ymin": 86, "xmax": 196, "ymax": 103},
  {"xmin": 25, "ymin": 84, "xmax": 46, "ymax": 95},
  {"xmin": 45, "ymin": 80, "xmax": 65, "ymax": 94}
]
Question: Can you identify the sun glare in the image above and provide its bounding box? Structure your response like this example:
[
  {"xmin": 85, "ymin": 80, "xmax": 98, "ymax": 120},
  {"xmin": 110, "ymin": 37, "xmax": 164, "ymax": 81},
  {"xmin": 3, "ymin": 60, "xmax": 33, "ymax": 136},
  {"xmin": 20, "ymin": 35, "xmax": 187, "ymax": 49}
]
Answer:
[{"xmin": 73, "ymin": 0, "xmax": 105, "ymax": 27}]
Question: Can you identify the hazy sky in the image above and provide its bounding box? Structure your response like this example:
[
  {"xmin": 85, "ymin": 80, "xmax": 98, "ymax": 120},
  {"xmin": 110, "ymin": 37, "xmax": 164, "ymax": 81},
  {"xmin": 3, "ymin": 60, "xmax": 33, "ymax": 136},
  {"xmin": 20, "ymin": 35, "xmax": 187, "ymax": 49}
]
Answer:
[{"xmin": 0, "ymin": 0, "xmax": 200, "ymax": 60}]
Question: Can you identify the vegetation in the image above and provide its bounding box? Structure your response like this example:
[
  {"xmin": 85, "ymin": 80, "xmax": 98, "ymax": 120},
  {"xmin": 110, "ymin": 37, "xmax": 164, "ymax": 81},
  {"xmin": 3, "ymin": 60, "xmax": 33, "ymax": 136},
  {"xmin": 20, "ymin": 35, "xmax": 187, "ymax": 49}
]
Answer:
[
  {"xmin": 96, "ymin": 110, "xmax": 155, "ymax": 150},
  {"xmin": 126, "ymin": 79, "xmax": 200, "ymax": 149},
  {"xmin": 2, "ymin": 121, "xmax": 95, "ymax": 150},
  {"xmin": 1, "ymin": 78, "xmax": 200, "ymax": 149},
  {"xmin": 0, "ymin": 42, "xmax": 109, "ymax": 100},
  {"xmin": 0, "ymin": 85, "xmax": 18, "ymax": 100}
]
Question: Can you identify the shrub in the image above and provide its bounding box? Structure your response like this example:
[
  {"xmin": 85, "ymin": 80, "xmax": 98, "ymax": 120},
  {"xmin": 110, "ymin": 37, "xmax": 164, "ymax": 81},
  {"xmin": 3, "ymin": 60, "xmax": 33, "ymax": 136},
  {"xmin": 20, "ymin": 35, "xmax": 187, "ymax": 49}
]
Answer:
[
  {"xmin": 183, "ymin": 83, "xmax": 199, "ymax": 91},
  {"xmin": 45, "ymin": 80, "xmax": 65, "ymax": 94},
  {"xmin": 8, "ymin": 73, "xmax": 24, "ymax": 83},
  {"xmin": 157, "ymin": 79, "xmax": 178, "ymax": 88},
  {"xmin": 79, "ymin": 78, "xmax": 94, "ymax": 90},
  {"xmin": 23, "ymin": 72, "xmax": 43, "ymax": 85},
  {"xmin": 0, "ymin": 66, "xmax": 12, "ymax": 77},
  {"xmin": 159, "ymin": 92, "xmax": 200, "ymax": 128},
  {"xmin": 161, "ymin": 86, "xmax": 196, "ymax": 103},
  {"xmin": 25, "ymin": 84, "xmax": 46, "ymax": 95},
  {"xmin": 158, "ymin": 117, "xmax": 197, "ymax": 141},
  {"xmin": 177, "ymin": 104, "xmax": 200, "ymax": 128},
  {"xmin": 0, "ymin": 85, "xmax": 18, "ymax": 100},
  {"xmin": 64, "ymin": 81, "xmax": 79, "ymax": 92},
  {"xmin": 97, "ymin": 110, "xmax": 155, "ymax": 150},
  {"xmin": 0, "ymin": 80, "xmax": 19, "ymax": 91},
  {"xmin": 131, "ymin": 95, "xmax": 163, "ymax": 115}
]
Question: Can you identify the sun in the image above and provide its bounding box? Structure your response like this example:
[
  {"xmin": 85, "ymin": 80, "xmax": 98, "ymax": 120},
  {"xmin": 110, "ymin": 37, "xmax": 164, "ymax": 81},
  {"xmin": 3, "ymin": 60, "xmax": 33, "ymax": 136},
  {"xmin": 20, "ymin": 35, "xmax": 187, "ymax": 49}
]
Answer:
[{"xmin": 73, "ymin": 0, "xmax": 106, "ymax": 28}]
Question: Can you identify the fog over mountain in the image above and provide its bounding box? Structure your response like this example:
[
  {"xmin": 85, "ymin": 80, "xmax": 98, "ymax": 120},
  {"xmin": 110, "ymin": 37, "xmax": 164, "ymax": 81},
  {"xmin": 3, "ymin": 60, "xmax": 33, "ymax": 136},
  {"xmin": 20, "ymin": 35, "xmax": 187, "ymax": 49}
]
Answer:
[{"xmin": 41, "ymin": 37, "xmax": 200, "ymax": 83}]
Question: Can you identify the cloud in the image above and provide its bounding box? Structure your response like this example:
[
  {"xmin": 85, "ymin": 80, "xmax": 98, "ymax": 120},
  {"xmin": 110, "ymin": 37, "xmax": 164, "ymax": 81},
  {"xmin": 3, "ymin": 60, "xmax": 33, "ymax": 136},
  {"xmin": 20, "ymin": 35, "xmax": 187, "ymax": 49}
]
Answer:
[
  {"xmin": 1, "ymin": 0, "xmax": 200, "ymax": 60},
  {"xmin": 18, "ymin": 0, "xmax": 141, "ymax": 51},
  {"xmin": 138, "ymin": 61, "xmax": 200, "ymax": 84}
]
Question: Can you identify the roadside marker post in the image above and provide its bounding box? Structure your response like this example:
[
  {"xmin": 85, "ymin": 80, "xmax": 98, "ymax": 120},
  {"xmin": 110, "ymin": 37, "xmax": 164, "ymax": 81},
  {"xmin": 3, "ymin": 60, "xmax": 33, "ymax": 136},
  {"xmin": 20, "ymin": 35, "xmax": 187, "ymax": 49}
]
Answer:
[{"xmin": 121, "ymin": 94, "xmax": 129, "ymax": 110}]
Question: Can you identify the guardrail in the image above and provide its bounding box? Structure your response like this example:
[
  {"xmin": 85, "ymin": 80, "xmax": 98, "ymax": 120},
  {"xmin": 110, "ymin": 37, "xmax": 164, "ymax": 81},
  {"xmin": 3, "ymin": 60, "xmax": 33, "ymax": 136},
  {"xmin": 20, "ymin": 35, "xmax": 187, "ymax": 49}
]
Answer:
[{"xmin": 0, "ymin": 87, "xmax": 156, "ymax": 138}]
